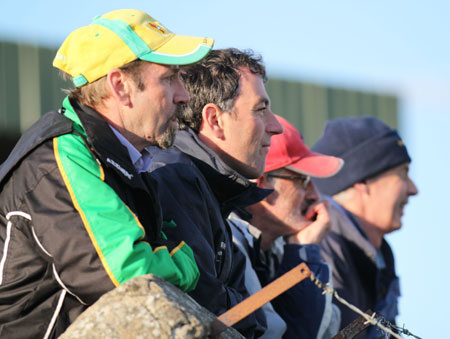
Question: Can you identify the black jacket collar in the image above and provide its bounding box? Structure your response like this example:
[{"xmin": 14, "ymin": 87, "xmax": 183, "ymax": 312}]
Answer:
[
  {"xmin": 68, "ymin": 99, "xmax": 148, "ymax": 191},
  {"xmin": 174, "ymin": 128, "xmax": 272, "ymax": 214},
  {"xmin": 0, "ymin": 110, "xmax": 72, "ymax": 185}
]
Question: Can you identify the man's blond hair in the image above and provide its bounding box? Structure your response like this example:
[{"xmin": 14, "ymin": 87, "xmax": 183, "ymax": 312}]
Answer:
[{"xmin": 62, "ymin": 59, "xmax": 146, "ymax": 108}]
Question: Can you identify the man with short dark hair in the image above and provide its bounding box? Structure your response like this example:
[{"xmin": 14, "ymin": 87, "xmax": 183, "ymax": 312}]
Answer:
[
  {"xmin": 0, "ymin": 9, "xmax": 213, "ymax": 337},
  {"xmin": 312, "ymin": 116, "xmax": 419, "ymax": 337},
  {"xmin": 149, "ymin": 48, "xmax": 283, "ymax": 336}
]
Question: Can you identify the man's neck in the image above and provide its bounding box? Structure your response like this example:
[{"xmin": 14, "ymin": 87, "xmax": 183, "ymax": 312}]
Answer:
[
  {"xmin": 198, "ymin": 133, "xmax": 226, "ymax": 161},
  {"xmin": 360, "ymin": 221, "xmax": 384, "ymax": 249},
  {"xmin": 339, "ymin": 200, "xmax": 384, "ymax": 249},
  {"xmin": 111, "ymin": 124, "xmax": 146, "ymax": 152},
  {"xmin": 93, "ymin": 101, "xmax": 147, "ymax": 152},
  {"xmin": 246, "ymin": 205, "xmax": 279, "ymax": 251}
]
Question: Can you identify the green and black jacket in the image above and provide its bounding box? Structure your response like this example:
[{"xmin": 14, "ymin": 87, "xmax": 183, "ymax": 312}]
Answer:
[{"xmin": 0, "ymin": 97, "xmax": 199, "ymax": 338}]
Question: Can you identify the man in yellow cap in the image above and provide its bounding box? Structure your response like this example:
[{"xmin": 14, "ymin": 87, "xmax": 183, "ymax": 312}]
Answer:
[{"xmin": 0, "ymin": 9, "xmax": 213, "ymax": 338}]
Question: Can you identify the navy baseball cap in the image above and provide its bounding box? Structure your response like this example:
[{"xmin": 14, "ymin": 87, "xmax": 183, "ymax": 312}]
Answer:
[{"xmin": 311, "ymin": 116, "xmax": 411, "ymax": 196}]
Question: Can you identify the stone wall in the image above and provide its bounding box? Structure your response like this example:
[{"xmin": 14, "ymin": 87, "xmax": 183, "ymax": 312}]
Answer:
[{"xmin": 60, "ymin": 274, "xmax": 243, "ymax": 339}]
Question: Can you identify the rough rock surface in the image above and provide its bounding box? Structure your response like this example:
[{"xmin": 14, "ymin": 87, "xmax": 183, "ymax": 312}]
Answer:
[{"xmin": 60, "ymin": 274, "xmax": 243, "ymax": 339}]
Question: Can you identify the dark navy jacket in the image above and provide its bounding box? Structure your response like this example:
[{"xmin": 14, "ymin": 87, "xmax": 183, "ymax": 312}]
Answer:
[
  {"xmin": 148, "ymin": 128, "xmax": 270, "ymax": 337},
  {"xmin": 320, "ymin": 198, "xmax": 400, "ymax": 338},
  {"xmin": 229, "ymin": 211, "xmax": 340, "ymax": 339}
]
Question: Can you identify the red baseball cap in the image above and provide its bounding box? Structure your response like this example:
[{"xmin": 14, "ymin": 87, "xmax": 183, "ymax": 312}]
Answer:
[{"xmin": 265, "ymin": 115, "xmax": 344, "ymax": 178}]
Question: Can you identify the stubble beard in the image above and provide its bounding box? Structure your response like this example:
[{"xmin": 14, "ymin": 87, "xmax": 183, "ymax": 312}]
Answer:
[{"xmin": 154, "ymin": 105, "xmax": 183, "ymax": 150}]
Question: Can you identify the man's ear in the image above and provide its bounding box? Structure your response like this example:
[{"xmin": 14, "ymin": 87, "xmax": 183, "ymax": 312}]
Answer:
[
  {"xmin": 200, "ymin": 103, "xmax": 225, "ymax": 140},
  {"xmin": 257, "ymin": 174, "xmax": 270, "ymax": 189},
  {"xmin": 106, "ymin": 69, "xmax": 132, "ymax": 106},
  {"xmin": 258, "ymin": 175, "xmax": 278, "ymax": 205},
  {"xmin": 353, "ymin": 181, "xmax": 369, "ymax": 195}
]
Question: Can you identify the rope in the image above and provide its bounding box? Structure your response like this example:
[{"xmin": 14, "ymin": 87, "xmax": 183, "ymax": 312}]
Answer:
[{"xmin": 309, "ymin": 272, "xmax": 422, "ymax": 339}]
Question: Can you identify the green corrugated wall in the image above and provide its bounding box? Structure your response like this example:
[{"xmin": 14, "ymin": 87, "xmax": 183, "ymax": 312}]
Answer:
[
  {"xmin": 0, "ymin": 40, "xmax": 397, "ymax": 162},
  {"xmin": 265, "ymin": 79, "xmax": 398, "ymax": 146}
]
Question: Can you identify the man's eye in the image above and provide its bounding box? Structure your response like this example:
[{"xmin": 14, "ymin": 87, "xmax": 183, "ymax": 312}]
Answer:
[
  {"xmin": 398, "ymin": 168, "xmax": 408, "ymax": 179},
  {"xmin": 165, "ymin": 73, "xmax": 177, "ymax": 82}
]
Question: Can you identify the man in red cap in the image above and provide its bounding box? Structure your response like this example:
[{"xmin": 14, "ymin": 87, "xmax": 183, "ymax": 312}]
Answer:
[{"xmin": 229, "ymin": 115, "xmax": 343, "ymax": 338}]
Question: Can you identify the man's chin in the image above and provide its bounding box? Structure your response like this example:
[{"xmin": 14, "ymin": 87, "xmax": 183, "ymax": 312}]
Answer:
[
  {"xmin": 388, "ymin": 220, "xmax": 402, "ymax": 233},
  {"xmin": 288, "ymin": 220, "xmax": 310, "ymax": 233},
  {"xmin": 154, "ymin": 127, "xmax": 176, "ymax": 150}
]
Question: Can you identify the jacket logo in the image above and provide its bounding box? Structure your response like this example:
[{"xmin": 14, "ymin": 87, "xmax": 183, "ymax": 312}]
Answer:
[{"xmin": 106, "ymin": 158, "xmax": 133, "ymax": 180}]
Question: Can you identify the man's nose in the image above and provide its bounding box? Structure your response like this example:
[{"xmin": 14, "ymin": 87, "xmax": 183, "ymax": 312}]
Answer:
[
  {"xmin": 266, "ymin": 111, "xmax": 283, "ymax": 136},
  {"xmin": 408, "ymin": 177, "xmax": 419, "ymax": 196},
  {"xmin": 174, "ymin": 78, "xmax": 190, "ymax": 104},
  {"xmin": 305, "ymin": 181, "xmax": 320, "ymax": 201}
]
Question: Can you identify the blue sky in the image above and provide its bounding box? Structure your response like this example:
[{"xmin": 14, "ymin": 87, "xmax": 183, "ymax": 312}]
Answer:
[{"xmin": 2, "ymin": 1, "xmax": 449, "ymax": 337}]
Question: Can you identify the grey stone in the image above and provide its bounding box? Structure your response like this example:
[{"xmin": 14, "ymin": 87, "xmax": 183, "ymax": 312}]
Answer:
[{"xmin": 60, "ymin": 274, "xmax": 243, "ymax": 339}]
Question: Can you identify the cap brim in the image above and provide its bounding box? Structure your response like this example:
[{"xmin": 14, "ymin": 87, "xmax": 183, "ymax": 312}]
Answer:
[
  {"xmin": 285, "ymin": 150, "xmax": 344, "ymax": 178},
  {"xmin": 141, "ymin": 35, "xmax": 214, "ymax": 65}
]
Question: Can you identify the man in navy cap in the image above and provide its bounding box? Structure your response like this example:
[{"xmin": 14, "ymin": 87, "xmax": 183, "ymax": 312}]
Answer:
[{"xmin": 312, "ymin": 116, "xmax": 418, "ymax": 337}]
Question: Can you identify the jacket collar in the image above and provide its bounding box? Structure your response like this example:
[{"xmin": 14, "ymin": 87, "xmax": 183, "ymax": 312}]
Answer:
[
  {"xmin": 63, "ymin": 98, "xmax": 162, "ymax": 241},
  {"xmin": 0, "ymin": 109, "xmax": 72, "ymax": 185},
  {"xmin": 174, "ymin": 128, "xmax": 272, "ymax": 213},
  {"xmin": 329, "ymin": 198, "xmax": 394, "ymax": 265},
  {"xmin": 62, "ymin": 98, "xmax": 147, "ymax": 190}
]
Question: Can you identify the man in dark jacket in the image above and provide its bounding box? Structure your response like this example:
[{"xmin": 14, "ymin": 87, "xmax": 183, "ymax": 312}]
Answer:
[
  {"xmin": 312, "ymin": 116, "xmax": 419, "ymax": 338},
  {"xmin": 148, "ymin": 48, "xmax": 283, "ymax": 336},
  {"xmin": 0, "ymin": 9, "xmax": 213, "ymax": 338}
]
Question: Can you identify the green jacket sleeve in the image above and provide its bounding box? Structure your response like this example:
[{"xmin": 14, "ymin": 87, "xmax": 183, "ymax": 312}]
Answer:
[{"xmin": 26, "ymin": 133, "xmax": 198, "ymax": 305}]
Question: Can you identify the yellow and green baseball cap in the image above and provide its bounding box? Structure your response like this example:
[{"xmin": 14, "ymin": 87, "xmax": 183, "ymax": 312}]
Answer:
[{"xmin": 53, "ymin": 9, "xmax": 214, "ymax": 87}]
